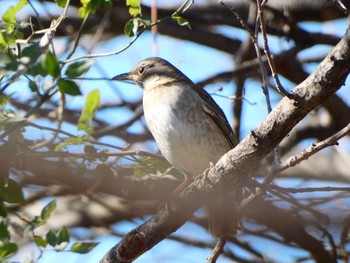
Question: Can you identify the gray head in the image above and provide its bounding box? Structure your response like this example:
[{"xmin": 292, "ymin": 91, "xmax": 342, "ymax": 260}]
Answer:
[{"xmin": 112, "ymin": 57, "xmax": 193, "ymax": 89}]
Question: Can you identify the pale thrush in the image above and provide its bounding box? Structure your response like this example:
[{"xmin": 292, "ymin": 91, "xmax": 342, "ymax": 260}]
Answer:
[{"xmin": 113, "ymin": 57, "xmax": 238, "ymax": 237}]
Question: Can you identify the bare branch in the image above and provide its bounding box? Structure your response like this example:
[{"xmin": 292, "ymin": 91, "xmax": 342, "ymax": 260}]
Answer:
[{"xmin": 100, "ymin": 24, "xmax": 350, "ymax": 263}]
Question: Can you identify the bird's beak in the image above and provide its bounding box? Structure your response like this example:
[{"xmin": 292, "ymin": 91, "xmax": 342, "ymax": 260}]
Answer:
[{"xmin": 112, "ymin": 72, "xmax": 131, "ymax": 81}]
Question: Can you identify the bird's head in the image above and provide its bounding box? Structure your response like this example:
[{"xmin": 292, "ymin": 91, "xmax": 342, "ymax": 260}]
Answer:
[{"xmin": 112, "ymin": 57, "xmax": 192, "ymax": 89}]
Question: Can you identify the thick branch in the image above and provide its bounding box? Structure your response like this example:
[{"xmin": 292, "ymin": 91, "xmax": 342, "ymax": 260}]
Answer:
[{"xmin": 100, "ymin": 26, "xmax": 350, "ymax": 263}]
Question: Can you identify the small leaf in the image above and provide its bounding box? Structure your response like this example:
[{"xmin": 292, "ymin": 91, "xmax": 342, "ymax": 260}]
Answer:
[
  {"xmin": 56, "ymin": 0, "xmax": 68, "ymax": 8},
  {"xmin": 0, "ymin": 242, "xmax": 18, "ymax": 259},
  {"xmin": 58, "ymin": 79, "xmax": 82, "ymax": 96},
  {"xmin": 0, "ymin": 178, "xmax": 24, "ymax": 204},
  {"xmin": 54, "ymin": 136, "xmax": 86, "ymax": 151},
  {"xmin": 78, "ymin": 0, "xmax": 112, "ymax": 17},
  {"xmin": 97, "ymin": 150, "xmax": 109, "ymax": 162},
  {"xmin": 41, "ymin": 200, "xmax": 56, "ymax": 221},
  {"xmin": 2, "ymin": 0, "xmax": 28, "ymax": 28},
  {"xmin": 34, "ymin": 236, "xmax": 47, "ymax": 248},
  {"xmin": 78, "ymin": 89, "xmax": 100, "ymax": 134},
  {"xmin": 0, "ymin": 32, "xmax": 8, "ymax": 52},
  {"xmin": 0, "ymin": 202, "xmax": 7, "ymax": 217},
  {"xmin": 0, "ymin": 95, "xmax": 10, "ymax": 107},
  {"xmin": 28, "ymin": 80, "xmax": 38, "ymax": 92},
  {"xmin": 126, "ymin": 0, "xmax": 141, "ymax": 17},
  {"xmin": 172, "ymin": 16, "xmax": 191, "ymax": 29},
  {"xmin": 28, "ymin": 53, "xmax": 48, "ymax": 77},
  {"xmin": 65, "ymin": 60, "xmax": 93, "ymax": 78},
  {"xmin": 0, "ymin": 221, "xmax": 10, "ymax": 242},
  {"xmin": 21, "ymin": 44, "xmax": 42, "ymax": 64},
  {"xmin": 70, "ymin": 242, "xmax": 99, "ymax": 254},
  {"xmin": 46, "ymin": 230, "xmax": 57, "ymax": 247},
  {"xmin": 45, "ymin": 52, "xmax": 60, "ymax": 77},
  {"xmin": 124, "ymin": 18, "xmax": 137, "ymax": 38},
  {"xmin": 57, "ymin": 226, "xmax": 69, "ymax": 244},
  {"xmin": 84, "ymin": 145, "xmax": 97, "ymax": 154}
]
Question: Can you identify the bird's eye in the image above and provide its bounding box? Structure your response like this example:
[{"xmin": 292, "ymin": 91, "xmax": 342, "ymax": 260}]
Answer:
[{"xmin": 139, "ymin": 66, "xmax": 145, "ymax": 74}]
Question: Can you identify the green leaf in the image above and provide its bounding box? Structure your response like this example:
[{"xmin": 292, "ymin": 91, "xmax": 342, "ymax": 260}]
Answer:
[
  {"xmin": 126, "ymin": 0, "xmax": 141, "ymax": 17},
  {"xmin": 28, "ymin": 80, "xmax": 38, "ymax": 92},
  {"xmin": 34, "ymin": 235, "xmax": 47, "ymax": 248},
  {"xmin": 21, "ymin": 44, "xmax": 42, "ymax": 63},
  {"xmin": 56, "ymin": 0, "xmax": 68, "ymax": 8},
  {"xmin": 70, "ymin": 242, "xmax": 99, "ymax": 254},
  {"xmin": 57, "ymin": 226, "xmax": 69, "ymax": 244},
  {"xmin": 0, "ymin": 33, "xmax": 8, "ymax": 52},
  {"xmin": 78, "ymin": 89, "xmax": 100, "ymax": 134},
  {"xmin": 58, "ymin": 79, "xmax": 82, "ymax": 96},
  {"xmin": 84, "ymin": 145, "xmax": 97, "ymax": 154},
  {"xmin": 41, "ymin": 200, "xmax": 56, "ymax": 221},
  {"xmin": 54, "ymin": 136, "xmax": 86, "ymax": 151},
  {"xmin": 28, "ymin": 54, "xmax": 48, "ymax": 77},
  {"xmin": 0, "ymin": 178, "xmax": 24, "ymax": 204},
  {"xmin": 64, "ymin": 60, "xmax": 93, "ymax": 78},
  {"xmin": 45, "ymin": 52, "xmax": 60, "ymax": 77},
  {"xmin": 0, "ymin": 95, "xmax": 10, "ymax": 107},
  {"xmin": 0, "ymin": 202, "xmax": 7, "ymax": 217},
  {"xmin": 0, "ymin": 0, "xmax": 27, "ymax": 51},
  {"xmin": 2, "ymin": 0, "xmax": 28, "ymax": 30},
  {"xmin": 97, "ymin": 150, "xmax": 109, "ymax": 162},
  {"xmin": 172, "ymin": 16, "xmax": 191, "ymax": 29},
  {"xmin": 133, "ymin": 156, "xmax": 183, "ymax": 179},
  {"xmin": 0, "ymin": 242, "xmax": 18, "ymax": 259},
  {"xmin": 124, "ymin": 17, "xmax": 150, "ymax": 37},
  {"xmin": 128, "ymin": 6, "xmax": 140, "ymax": 17},
  {"xmin": 124, "ymin": 19, "xmax": 136, "ymax": 38},
  {"xmin": 0, "ymin": 221, "xmax": 10, "ymax": 242},
  {"xmin": 46, "ymin": 230, "xmax": 57, "ymax": 247},
  {"xmin": 78, "ymin": 0, "xmax": 112, "ymax": 17}
]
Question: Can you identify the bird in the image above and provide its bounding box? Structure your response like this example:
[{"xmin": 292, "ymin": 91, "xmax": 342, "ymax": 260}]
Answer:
[{"xmin": 113, "ymin": 57, "xmax": 238, "ymax": 238}]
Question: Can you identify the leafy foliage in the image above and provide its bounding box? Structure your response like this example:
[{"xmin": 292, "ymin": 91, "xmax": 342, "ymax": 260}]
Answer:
[
  {"xmin": 64, "ymin": 60, "xmax": 93, "ymax": 78},
  {"xmin": 70, "ymin": 242, "xmax": 99, "ymax": 254},
  {"xmin": 79, "ymin": 0, "xmax": 113, "ymax": 17},
  {"xmin": 0, "ymin": 0, "xmax": 27, "ymax": 51},
  {"xmin": 126, "ymin": 0, "xmax": 141, "ymax": 17},
  {"xmin": 78, "ymin": 89, "xmax": 100, "ymax": 134},
  {"xmin": 0, "ymin": 220, "xmax": 18, "ymax": 259}
]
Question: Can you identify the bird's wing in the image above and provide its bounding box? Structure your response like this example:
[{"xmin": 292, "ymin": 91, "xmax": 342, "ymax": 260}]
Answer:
[{"xmin": 193, "ymin": 84, "xmax": 238, "ymax": 148}]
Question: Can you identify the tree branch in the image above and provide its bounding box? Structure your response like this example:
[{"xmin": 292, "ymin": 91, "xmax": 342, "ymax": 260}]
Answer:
[{"xmin": 100, "ymin": 24, "xmax": 350, "ymax": 263}]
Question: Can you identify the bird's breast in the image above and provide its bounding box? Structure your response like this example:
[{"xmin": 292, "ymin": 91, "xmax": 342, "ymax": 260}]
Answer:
[{"xmin": 143, "ymin": 84, "xmax": 230, "ymax": 176}]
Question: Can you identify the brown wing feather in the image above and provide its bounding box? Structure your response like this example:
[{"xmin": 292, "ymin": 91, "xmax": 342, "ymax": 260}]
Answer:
[{"xmin": 192, "ymin": 84, "xmax": 238, "ymax": 148}]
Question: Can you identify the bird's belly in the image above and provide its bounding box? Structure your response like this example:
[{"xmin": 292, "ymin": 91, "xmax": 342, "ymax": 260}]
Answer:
[{"xmin": 144, "ymin": 101, "xmax": 229, "ymax": 176}]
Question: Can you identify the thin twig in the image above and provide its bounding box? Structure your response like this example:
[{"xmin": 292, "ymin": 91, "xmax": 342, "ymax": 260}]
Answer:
[
  {"xmin": 206, "ymin": 236, "xmax": 229, "ymax": 263},
  {"xmin": 276, "ymin": 123, "xmax": 350, "ymax": 173},
  {"xmin": 240, "ymin": 123, "xmax": 350, "ymax": 209},
  {"xmin": 271, "ymin": 185, "xmax": 350, "ymax": 194},
  {"xmin": 64, "ymin": 0, "xmax": 194, "ymax": 63},
  {"xmin": 17, "ymin": 149, "xmax": 163, "ymax": 160},
  {"xmin": 65, "ymin": 13, "xmax": 90, "ymax": 61},
  {"xmin": 256, "ymin": 0, "xmax": 297, "ymax": 100}
]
